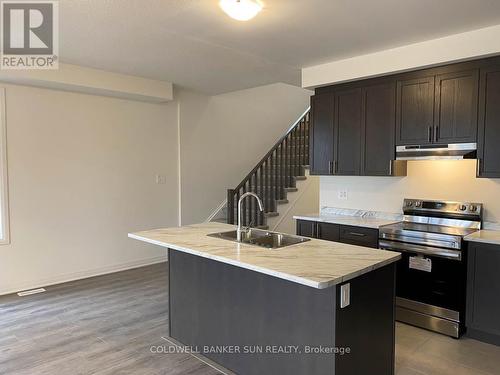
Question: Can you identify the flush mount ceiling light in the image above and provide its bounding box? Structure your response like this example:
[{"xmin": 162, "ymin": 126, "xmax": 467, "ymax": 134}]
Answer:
[{"xmin": 219, "ymin": 0, "xmax": 263, "ymax": 21}]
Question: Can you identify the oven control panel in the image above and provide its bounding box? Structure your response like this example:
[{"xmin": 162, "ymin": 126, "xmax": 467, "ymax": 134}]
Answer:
[{"xmin": 403, "ymin": 199, "xmax": 482, "ymax": 217}]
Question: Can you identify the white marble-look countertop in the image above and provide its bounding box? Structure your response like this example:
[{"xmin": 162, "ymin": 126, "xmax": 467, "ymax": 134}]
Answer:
[
  {"xmin": 464, "ymin": 230, "xmax": 500, "ymax": 246},
  {"xmin": 293, "ymin": 214, "xmax": 400, "ymax": 229},
  {"xmin": 129, "ymin": 222, "xmax": 401, "ymax": 290}
]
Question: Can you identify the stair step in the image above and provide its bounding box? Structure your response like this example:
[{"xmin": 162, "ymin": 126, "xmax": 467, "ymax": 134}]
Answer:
[
  {"xmin": 269, "ymin": 155, "xmax": 309, "ymax": 160},
  {"xmin": 267, "ymin": 164, "xmax": 308, "ymax": 169},
  {"xmin": 264, "ymin": 211, "xmax": 279, "ymax": 218},
  {"xmin": 247, "ymin": 188, "xmax": 294, "ymax": 193}
]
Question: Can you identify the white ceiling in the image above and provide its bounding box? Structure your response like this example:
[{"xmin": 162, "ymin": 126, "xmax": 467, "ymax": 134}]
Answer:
[{"xmin": 60, "ymin": 0, "xmax": 500, "ymax": 94}]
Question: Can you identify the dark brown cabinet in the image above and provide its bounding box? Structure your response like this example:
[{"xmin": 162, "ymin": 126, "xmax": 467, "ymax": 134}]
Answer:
[
  {"xmin": 310, "ymin": 93, "xmax": 335, "ymax": 175},
  {"xmin": 296, "ymin": 220, "xmax": 378, "ymax": 248},
  {"xmin": 311, "ymin": 80, "xmax": 402, "ymax": 177},
  {"xmin": 310, "ymin": 56, "xmax": 500, "ymax": 179},
  {"xmin": 334, "ymin": 88, "xmax": 363, "ymax": 175},
  {"xmin": 338, "ymin": 225, "xmax": 379, "ymax": 249},
  {"xmin": 396, "ymin": 76, "xmax": 435, "ymax": 145},
  {"xmin": 317, "ymin": 222, "xmax": 340, "ymax": 242},
  {"xmin": 396, "ymin": 70, "xmax": 479, "ymax": 146},
  {"xmin": 433, "ymin": 70, "xmax": 479, "ymax": 143},
  {"xmin": 362, "ymin": 82, "xmax": 397, "ymax": 176},
  {"xmin": 466, "ymin": 242, "xmax": 500, "ymax": 345},
  {"xmin": 435, "ymin": 70, "xmax": 479, "ymax": 144},
  {"xmin": 477, "ymin": 66, "xmax": 500, "ymax": 178},
  {"xmin": 296, "ymin": 219, "xmax": 316, "ymax": 238}
]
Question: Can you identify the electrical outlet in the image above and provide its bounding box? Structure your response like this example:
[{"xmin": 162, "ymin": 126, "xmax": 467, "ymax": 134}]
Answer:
[
  {"xmin": 156, "ymin": 174, "xmax": 167, "ymax": 184},
  {"xmin": 340, "ymin": 283, "xmax": 350, "ymax": 308},
  {"xmin": 338, "ymin": 189, "xmax": 348, "ymax": 200}
]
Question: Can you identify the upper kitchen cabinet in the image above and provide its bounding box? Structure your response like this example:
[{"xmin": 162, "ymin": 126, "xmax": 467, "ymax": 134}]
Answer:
[
  {"xmin": 334, "ymin": 88, "xmax": 363, "ymax": 175},
  {"xmin": 362, "ymin": 81, "xmax": 398, "ymax": 176},
  {"xmin": 477, "ymin": 66, "xmax": 500, "ymax": 178},
  {"xmin": 310, "ymin": 79, "xmax": 405, "ymax": 177},
  {"xmin": 397, "ymin": 69, "xmax": 480, "ymax": 146},
  {"xmin": 308, "ymin": 57, "xmax": 499, "ymax": 177},
  {"xmin": 434, "ymin": 70, "xmax": 479, "ymax": 144},
  {"xmin": 310, "ymin": 92, "xmax": 335, "ymax": 175},
  {"xmin": 396, "ymin": 76, "xmax": 435, "ymax": 145}
]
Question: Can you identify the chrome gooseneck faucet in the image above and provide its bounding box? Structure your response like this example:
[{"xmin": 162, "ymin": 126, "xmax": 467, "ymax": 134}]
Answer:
[{"xmin": 237, "ymin": 192, "xmax": 264, "ymax": 242}]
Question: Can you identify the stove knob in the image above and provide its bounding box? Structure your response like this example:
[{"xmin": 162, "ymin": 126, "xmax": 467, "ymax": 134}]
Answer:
[
  {"xmin": 406, "ymin": 201, "xmax": 413, "ymax": 207},
  {"xmin": 459, "ymin": 205, "xmax": 467, "ymax": 211},
  {"xmin": 470, "ymin": 205, "xmax": 478, "ymax": 212},
  {"xmin": 415, "ymin": 201, "xmax": 422, "ymax": 207}
]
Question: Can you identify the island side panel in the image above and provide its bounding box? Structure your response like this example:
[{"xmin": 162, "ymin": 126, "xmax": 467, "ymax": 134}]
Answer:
[
  {"xmin": 168, "ymin": 249, "xmax": 337, "ymax": 375},
  {"xmin": 335, "ymin": 264, "xmax": 396, "ymax": 375}
]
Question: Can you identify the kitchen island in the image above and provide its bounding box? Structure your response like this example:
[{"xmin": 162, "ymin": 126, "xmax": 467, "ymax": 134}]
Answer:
[{"xmin": 129, "ymin": 223, "xmax": 401, "ymax": 375}]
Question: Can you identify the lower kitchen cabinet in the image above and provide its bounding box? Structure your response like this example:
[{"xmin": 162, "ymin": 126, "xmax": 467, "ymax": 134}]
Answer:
[
  {"xmin": 338, "ymin": 225, "xmax": 379, "ymax": 248},
  {"xmin": 317, "ymin": 222, "xmax": 340, "ymax": 242},
  {"xmin": 466, "ymin": 242, "xmax": 500, "ymax": 345},
  {"xmin": 296, "ymin": 219, "xmax": 316, "ymax": 238},
  {"xmin": 296, "ymin": 220, "xmax": 378, "ymax": 248}
]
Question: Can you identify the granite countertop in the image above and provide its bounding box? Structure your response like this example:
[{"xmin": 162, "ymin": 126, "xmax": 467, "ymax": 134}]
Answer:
[
  {"xmin": 293, "ymin": 213, "xmax": 400, "ymax": 229},
  {"xmin": 129, "ymin": 222, "xmax": 400, "ymax": 290},
  {"xmin": 464, "ymin": 230, "xmax": 500, "ymax": 245}
]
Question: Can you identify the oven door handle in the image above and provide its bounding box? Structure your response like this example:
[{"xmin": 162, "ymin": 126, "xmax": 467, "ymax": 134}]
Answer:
[{"xmin": 379, "ymin": 240, "xmax": 462, "ymax": 261}]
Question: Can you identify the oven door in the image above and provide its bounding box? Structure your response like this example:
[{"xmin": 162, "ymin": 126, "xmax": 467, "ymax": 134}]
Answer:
[{"xmin": 379, "ymin": 239, "xmax": 467, "ymax": 313}]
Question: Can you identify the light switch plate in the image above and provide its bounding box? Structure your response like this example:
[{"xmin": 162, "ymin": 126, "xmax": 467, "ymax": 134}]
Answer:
[
  {"xmin": 340, "ymin": 283, "xmax": 350, "ymax": 308},
  {"xmin": 156, "ymin": 174, "xmax": 167, "ymax": 184}
]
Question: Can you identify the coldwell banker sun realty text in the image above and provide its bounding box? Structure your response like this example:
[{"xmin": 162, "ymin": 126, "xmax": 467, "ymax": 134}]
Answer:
[{"xmin": 1, "ymin": 0, "xmax": 58, "ymax": 69}]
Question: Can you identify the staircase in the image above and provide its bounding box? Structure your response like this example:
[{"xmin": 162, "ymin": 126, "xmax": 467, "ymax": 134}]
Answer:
[{"xmin": 224, "ymin": 109, "xmax": 311, "ymax": 229}]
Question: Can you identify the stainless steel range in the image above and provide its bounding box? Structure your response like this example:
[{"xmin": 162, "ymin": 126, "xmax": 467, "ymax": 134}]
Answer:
[{"xmin": 379, "ymin": 199, "xmax": 483, "ymax": 338}]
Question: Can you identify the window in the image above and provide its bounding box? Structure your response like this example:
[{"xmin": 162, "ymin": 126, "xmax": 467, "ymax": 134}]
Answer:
[{"xmin": 0, "ymin": 88, "xmax": 9, "ymax": 244}]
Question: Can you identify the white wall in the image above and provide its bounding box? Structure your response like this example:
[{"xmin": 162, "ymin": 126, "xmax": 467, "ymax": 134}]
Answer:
[
  {"xmin": 0, "ymin": 84, "xmax": 179, "ymax": 295},
  {"xmin": 178, "ymin": 83, "xmax": 312, "ymax": 225},
  {"xmin": 320, "ymin": 160, "xmax": 500, "ymax": 224},
  {"xmin": 272, "ymin": 173, "xmax": 320, "ymax": 235},
  {"xmin": 0, "ymin": 80, "xmax": 313, "ymax": 295},
  {"xmin": 302, "ymin": 24, "xmax": 500, "ymax": 89}
]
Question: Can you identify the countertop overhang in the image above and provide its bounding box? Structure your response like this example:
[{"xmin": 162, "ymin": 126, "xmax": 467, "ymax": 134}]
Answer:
[
  {"xmin": 465, "ymin": 230, "xmax": 500, "ymax": 245},
  {"xmin": 129, "ymin": 222, "xmax": 401, "ymax": 289}
]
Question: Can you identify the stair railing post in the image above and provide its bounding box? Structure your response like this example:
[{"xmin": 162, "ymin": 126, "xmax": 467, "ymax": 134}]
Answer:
[{"xmin": 227, "ymin": 189, "xmax": 235, "ymax": 224}]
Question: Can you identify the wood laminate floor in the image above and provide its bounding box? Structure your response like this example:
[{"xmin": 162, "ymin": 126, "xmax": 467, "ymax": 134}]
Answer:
[{"xmin": 1, "ymin": 263, "xmax": 500, "ymax": 375}]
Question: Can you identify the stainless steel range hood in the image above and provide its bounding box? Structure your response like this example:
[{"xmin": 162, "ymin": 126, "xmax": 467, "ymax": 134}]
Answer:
[{"xmin": 396, "ymin": 143, "xmax": 477, "ymax": 160}]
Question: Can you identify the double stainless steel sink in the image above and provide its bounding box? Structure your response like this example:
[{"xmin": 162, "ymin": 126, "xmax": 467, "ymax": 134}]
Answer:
[{"xmin": 208, "ymin": 228, "xmax": 310, "ymax": 249}]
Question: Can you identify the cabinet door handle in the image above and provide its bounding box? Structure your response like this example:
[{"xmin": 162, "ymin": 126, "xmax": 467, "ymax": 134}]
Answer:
[
  {"xmin": 477, "ymin": 158, "xmax": 481, "ymax": 176},
  {"xmin": 333, "ymin": 160, "xmax": 338, "ymax": 174},
  {"xmin": 349, "ymin": 232, "xmax": 366, "ymax": 237},
  {"xmin": 329, "ymin": 161, "xmax": 333, "ymax": 174},
  {"xmin": 389, "ymin": 160, "xmax": 393, "ymax": 176},
  {"xmin": 317, "ymin": 223, "xmax": 321, "ymax": 238},
  {"xmin": 428, "ymin": 126, "xmax": 433, "ymax": 143},
  {"xmin": 312, "ymin": 222, "xmax": 316, "ymax": 237},
  {"xmin": 434, "ymin": 126, "xmax": 439, "ymax": 142}
]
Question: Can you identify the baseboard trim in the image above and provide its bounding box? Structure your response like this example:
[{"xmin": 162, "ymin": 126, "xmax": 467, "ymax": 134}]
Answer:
[
  {"xmin": 0, "ymin": 255, "xmax": 167, "ymax": 296},
  {"xmin": 467, "ymin": 328, "xmax": 500, "ymax": 346}
]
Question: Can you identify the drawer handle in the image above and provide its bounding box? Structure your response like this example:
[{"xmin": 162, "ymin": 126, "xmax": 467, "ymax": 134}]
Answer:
[{"xmin": 348, "ymin": 232, "xmax": 366, "ymax": 237}]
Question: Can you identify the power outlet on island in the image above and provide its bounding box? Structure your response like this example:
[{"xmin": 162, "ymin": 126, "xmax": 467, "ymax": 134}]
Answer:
[{"xmin": 338, "ymin": 189, "xmax": 348, "ymax": 200}]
